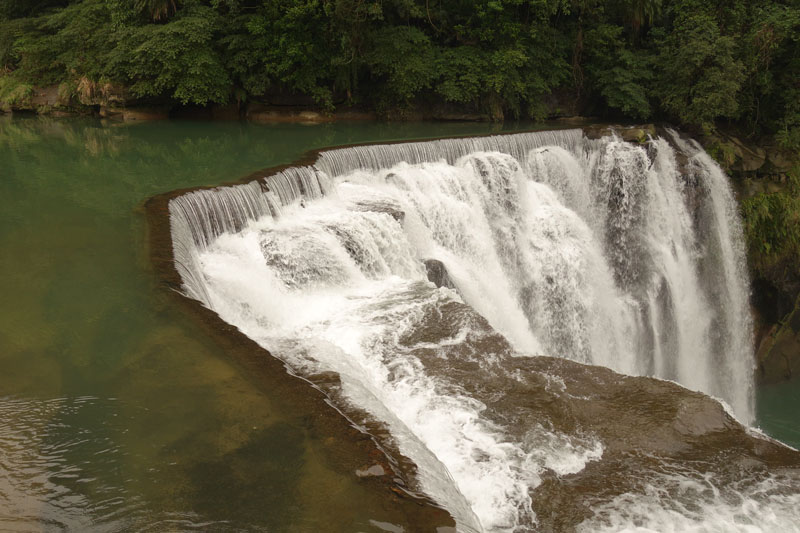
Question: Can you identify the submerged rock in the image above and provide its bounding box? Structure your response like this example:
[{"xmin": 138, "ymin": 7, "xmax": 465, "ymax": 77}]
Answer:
[
  {"xmin": 347, "ymin": 198, "xmax": 405, "ymax": 223},
  {"xmin": 356, "ymin": 464, "xmax": 386, "ymax": 477}
]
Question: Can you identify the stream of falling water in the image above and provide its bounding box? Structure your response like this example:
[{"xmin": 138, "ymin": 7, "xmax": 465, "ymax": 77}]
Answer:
[{"xmin": 166, "ymin": 129, "xmax": 800, "ymax": 532}]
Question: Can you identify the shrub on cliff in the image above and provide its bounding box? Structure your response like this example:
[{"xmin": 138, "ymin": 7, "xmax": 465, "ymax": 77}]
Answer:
[{"xmin": 742, "ymin": 167, "xmax": 800, "ymax": 294}]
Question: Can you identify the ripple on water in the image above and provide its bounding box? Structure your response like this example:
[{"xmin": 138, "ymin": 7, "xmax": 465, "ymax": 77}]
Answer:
[
  {"xmin": 0, "ymin": 396, "xmax": 257, "ymax": 532},
  {"xmin": 0, "ymin": 396, "xmax": 136, "ymax": 531}
]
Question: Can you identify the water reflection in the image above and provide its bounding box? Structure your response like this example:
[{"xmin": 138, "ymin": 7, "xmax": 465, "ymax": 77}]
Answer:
[{"xmin": 0, "ymin": 396, "xmax": 143, "ymax": 531}]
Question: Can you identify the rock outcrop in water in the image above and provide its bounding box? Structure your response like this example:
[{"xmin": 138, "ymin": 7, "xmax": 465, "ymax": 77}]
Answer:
[
  {"xmin": 347, "ymin": 197, "xmax": 406, "ymax": 223},
  {"xmin": 525, "ymin": 357, "xmax": 800, "ymax": 531},
  {"xmin": 404, "ymin": 298, "xmax": 800, "ymax": 531},
  {"xmin": 424, "ymin": 259, "xmax": 457, "ymax": 290}
]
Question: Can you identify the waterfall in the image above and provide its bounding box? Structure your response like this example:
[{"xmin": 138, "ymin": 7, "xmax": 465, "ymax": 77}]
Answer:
[
  {"xmin": 169, "ymin": 166, "xmax": 330, "ymax": 303},
  {"xmin": 166, "ymin": 128, "xmax": 775, "ymax": 531}
]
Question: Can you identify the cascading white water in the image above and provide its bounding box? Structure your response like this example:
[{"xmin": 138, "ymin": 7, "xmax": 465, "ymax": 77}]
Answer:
[{"xmin": 165, "ymin": 129, "xmax": 788, "ymax": 532}]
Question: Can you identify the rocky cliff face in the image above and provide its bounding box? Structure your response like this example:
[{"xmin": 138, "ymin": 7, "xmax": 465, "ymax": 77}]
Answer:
[
  {"xmin": 758, "ymin": 294, "xmax": 800, "ymax": 382},
  {"xmin": 703, "ymin": 132, "xmax": 796, "ymax": 182}
]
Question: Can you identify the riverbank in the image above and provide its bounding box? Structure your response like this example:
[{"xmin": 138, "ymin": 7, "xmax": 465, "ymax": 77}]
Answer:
[{"xmin": 0, "ymin": 82, "xmax": 510, "ymax": 123}]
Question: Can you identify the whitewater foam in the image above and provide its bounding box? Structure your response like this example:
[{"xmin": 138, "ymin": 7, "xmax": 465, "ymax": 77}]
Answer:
[{"xmin": 167, "ymin": 129, "xmax": 782, "ymax": 531}]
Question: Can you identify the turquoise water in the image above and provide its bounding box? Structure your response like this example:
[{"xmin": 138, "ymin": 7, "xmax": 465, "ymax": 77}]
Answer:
[
  {"xmin": 758, "ymin": 379, "xmax": 800, "ymax": 449},
  {"xmin": 1, "ymin": 115, "xmax": 796, "ymax": 531}
]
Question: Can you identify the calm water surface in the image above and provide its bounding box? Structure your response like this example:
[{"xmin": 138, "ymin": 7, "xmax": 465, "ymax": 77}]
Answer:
[
  {"xmin": 758, "ymin": 378, "xmax": 800, "ymax": 449},
  {"xmin": 0, "ymin": 115, "xmax": 796, "ymax": 531}
]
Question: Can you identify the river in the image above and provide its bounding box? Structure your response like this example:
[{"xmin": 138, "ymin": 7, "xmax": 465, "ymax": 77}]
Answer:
[{"xmin": 1, "ymin": 115, "xmax": 798, "ymax": 531}]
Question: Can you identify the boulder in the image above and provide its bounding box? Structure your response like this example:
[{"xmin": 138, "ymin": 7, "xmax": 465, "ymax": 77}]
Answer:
[
  {"xmin": 423, "ymin": 259, "xmax": 456, "ymax": 290},
  {"xmin": 767, "ymin": 147, "xmax": 795, "ymax": 173},
  {"xmin": 298, "ymin": 110, "xmax": 324, "ymax": 122},
  {"xmin": 584, "ymin": 124, "xmax": 655, "ymax": 143},
  {"xmin": 29, "ymin": 86, "xmax": 60, "ymax": 108},
  {"xmin": 555, "ymin": 116, "xmax": 594, "ymax": 126},
  {"xmin": 727, "ymin": 135, "xmax": 767, "ymax": 172},
  {"xmin": 620, "ymin": 124, "xmax": 656, "ymax": 143},
  {"xmin": 348, "ymin": 199, "xmax": 405, "ymax": 223}
]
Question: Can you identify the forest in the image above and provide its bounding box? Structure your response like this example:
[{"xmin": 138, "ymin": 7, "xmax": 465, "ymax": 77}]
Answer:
[
  {"xmin": 0, "ymin": 0, "xmax": 797, "ymax": 139},
  {"xmin": 1, "ymin": 0, "xmax": 799, "ymax": 306}
]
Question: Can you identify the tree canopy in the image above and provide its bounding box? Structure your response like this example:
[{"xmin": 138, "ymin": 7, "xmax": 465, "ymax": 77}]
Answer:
[{"xmin": 0, "ymin": 0, "xmax": 798, "ymax": 147}]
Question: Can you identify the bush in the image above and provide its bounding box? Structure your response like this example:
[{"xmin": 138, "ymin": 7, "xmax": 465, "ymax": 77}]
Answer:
[
  {"xmin": 741, "ymin": 168, "xmax": 800, "ymax": 285},
  {"xmin": 0, "ymin": 76, "xmax": 32, "ymax": 106}
]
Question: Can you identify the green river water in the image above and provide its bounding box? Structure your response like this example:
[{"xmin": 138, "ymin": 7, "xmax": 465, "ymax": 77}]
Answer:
[{"xmin": 0, "ymin": 115, "xmax": 797, "ymax": 531}]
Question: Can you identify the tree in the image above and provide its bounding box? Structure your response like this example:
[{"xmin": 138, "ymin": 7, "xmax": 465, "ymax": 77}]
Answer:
[
  {"xmin": 134, "ymin": 0, "xmax": 178, "ymax": 22},
  {"xmin": 655, "ymin": 4, "xmax": 745, "ymax": 127}
]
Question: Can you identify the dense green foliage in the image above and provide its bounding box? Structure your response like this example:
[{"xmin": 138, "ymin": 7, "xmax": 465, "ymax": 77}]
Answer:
[
  {"xmin": 1, "ymin": 0, "xmax": 798, "ymax": 140},
  {"xmin": 742, "ymin": 167, "xmax": 800, "ymax": 291}
]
